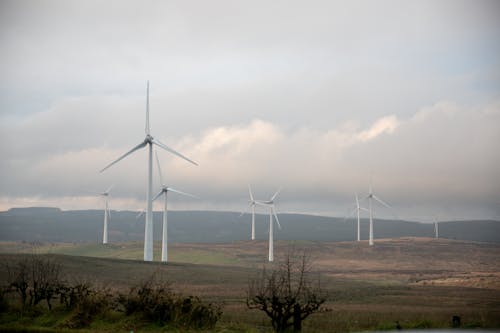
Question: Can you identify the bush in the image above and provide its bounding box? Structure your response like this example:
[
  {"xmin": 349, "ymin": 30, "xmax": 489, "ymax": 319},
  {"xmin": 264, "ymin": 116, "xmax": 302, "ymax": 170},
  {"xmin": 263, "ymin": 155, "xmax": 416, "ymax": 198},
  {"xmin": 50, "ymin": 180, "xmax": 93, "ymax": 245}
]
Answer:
[
  {"xmin": 0, "ymin": 286, "xmax": 9, "ymax": 313},
  {"xmin": 61, "ymin": 287, "xmax": 113, "ymax": 329},
  {"xmin": 117, "ymin": 274, "xmax": 222, "ymax": 329},
  {"xmin": 58, "ymin": 283, "xmax": 92, "ymax": 310}
]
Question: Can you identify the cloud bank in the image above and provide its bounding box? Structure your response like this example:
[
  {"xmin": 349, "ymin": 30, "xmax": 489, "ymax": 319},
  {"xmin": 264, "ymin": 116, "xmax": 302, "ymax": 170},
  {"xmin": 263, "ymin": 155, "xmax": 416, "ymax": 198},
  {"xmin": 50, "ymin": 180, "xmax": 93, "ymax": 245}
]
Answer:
[{"xmin": 1, "ymin": 98, "xmax": 498, "ymax": 219}]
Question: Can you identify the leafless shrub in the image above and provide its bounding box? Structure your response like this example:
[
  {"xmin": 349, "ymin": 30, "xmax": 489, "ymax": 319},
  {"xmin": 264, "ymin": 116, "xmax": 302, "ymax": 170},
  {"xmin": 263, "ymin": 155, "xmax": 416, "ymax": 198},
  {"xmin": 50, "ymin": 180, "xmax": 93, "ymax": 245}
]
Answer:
[
  {"xmin": 247, "ymin": 250, "xmax": 328, "ymax": 332},
  {"xmin": 4, "ymin": 254, "xmax": 63, "ymax": 310}
]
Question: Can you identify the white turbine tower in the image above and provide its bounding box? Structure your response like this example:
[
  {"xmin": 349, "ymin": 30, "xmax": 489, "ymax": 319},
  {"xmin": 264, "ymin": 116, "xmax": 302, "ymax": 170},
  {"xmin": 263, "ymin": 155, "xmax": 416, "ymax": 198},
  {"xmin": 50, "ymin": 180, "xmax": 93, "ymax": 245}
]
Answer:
[
  {"xmin": 241, "ymin": 185, "xmax": 257, "ymax": 240},
  {"xmin": 434, "ymin": 218, "xmax": 439, "ymax": 239},
  {"xmin": 100, "ymin": 81, "xmax": 197, "ymax": 261},
  {"xmin": 98, "ymin": 185, "xmax": 113, "ymax": 244},
  {"xmin": 366, "ymin": 182, "xmax": 390, "ymax": 246},
  {"xmin": 348, "ymin": 193, "xmax": 368, "ymax": 242},
  {"xmin": 153, "ymin": 152, "xmax": 196, "ymax": 263},
  {"xmin": 254, "ymin": 188, "xmax": 282, "ymax": 262}
]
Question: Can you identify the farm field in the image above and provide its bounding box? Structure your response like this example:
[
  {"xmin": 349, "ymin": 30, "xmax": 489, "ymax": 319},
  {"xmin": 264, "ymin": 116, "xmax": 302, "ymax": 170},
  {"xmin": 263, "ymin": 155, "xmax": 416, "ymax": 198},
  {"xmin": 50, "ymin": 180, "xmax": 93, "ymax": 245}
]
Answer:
[{"xmin": 1, "ymin": 238, "xmax": 500, "ymax": 332}]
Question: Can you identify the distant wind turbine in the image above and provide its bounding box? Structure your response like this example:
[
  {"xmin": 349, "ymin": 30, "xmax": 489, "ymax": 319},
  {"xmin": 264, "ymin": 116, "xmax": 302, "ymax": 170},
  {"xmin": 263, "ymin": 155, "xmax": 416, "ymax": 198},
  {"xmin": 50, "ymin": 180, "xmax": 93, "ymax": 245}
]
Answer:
[
  {"xmin": 240, "ymin": 185, "xmax": 257, "ymax": 240},
  {"xmin": 366, "ymin": 182, "xmax": 391, "ymax": 246},
  {"xmin": 254, "ymin": 188, "xmax": 282, "ymax": 262},
  {"xmin": 93, "ymin": 185, "xmax": 113, "ymax": 244},
  {"xmin": 153, "ymin": 151, "xmax": 196, "ymax": 263},
  {"xmin": 348, "ymin": 193, "xmax": 368, "ymax": 242},
  {"xmin": 101, "ymin": 186, "xmax": 112, "ymax": 244},
  {"xmin": 100, "ymin": 81, "xmax": 197, "ymax": 261},
  {"xmin": 434, "ymin": 218, "xmax": 439, "ymax": 239}
]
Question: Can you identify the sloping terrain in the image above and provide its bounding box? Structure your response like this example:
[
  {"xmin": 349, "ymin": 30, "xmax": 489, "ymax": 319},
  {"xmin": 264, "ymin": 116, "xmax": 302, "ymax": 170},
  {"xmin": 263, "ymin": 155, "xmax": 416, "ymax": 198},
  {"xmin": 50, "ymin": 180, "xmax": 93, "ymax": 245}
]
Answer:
[{"xmin": 1, "ymin": 238, "xmax": 499, "ymax": 332}]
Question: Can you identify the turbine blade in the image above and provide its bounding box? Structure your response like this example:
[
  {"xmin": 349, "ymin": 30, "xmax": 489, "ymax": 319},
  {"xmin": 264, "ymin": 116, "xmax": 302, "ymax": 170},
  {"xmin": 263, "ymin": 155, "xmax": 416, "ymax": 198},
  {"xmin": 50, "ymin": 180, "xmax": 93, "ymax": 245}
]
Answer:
[
  {"xmin": 152, "ymin": 190, "xmax": 164, "ymax": 202},
  {"xmin": 105, "ymin": 184, "xmax": 114, "ymax": 194},
  {"xmin": 100, "ymin": 141, "xmax": 147, "ymax": 173},
  {"xmin": 373, "ymin": 194, "xmax": 391, "ymax": 208},
  {"xmin": 240, "ymin": 203, "xmax": 252, "ymax": 217},
  {"xmin": 369, "ymin": 173, "xmax": 373, "ymax": 194},
  {"xmin": 272, "ymin": 206, "xmax": 282, "ymax": 229},
  {"xmin": 343, "ymin": 207, "xmax": 357, "ymax": 222},
  {"xmin": 248, "ymin": 185, "xmax": 254, "ymax": 201},
  {"xmin": 167, "ymin": 187, "xmax": 197, "ymax": 198},
  {"xmin": 153, "ymin": 138, "xmax": 198, "ymax": 166},
  {"xmin": 145, "ymin": 80, "xmax": 150, "ymax": 135},
  {"xmin": 355, "ymin": 193, "xmax": 359, "ymax": 208},
  {"xmin": 136, "ymin": 210, "xmax": 145, "ymax": 219},
  {"xmin": 155, "ymin": 150, "xmax": 164, "ymax": 185},
  {"xmin": 270, "ymin": 187, "xmax": 282, "ymax": 201}
]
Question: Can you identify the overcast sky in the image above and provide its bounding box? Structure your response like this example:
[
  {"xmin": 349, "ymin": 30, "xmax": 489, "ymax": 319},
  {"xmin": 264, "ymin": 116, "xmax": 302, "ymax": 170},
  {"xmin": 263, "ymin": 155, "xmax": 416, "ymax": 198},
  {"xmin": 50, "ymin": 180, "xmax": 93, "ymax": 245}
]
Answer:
[{"xmin": 1, "ymin": 0, "xmax": 499, "ymax": 221}]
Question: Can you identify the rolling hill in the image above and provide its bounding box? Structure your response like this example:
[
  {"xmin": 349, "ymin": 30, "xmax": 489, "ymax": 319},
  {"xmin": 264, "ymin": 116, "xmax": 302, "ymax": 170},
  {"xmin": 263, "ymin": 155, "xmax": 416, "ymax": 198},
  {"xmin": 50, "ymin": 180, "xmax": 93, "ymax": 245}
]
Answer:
[{"xmin": 1, "ymin": 207, "xmax": 499, "ymax": 243}]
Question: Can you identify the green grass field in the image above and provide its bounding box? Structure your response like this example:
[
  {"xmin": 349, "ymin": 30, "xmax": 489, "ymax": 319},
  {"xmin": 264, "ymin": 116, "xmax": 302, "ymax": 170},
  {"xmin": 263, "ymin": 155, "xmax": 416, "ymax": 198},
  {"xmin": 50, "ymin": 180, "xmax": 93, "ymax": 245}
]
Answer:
[{"xmin": 1, "ymin": 238, "xmax": 499, "ymax": 332}]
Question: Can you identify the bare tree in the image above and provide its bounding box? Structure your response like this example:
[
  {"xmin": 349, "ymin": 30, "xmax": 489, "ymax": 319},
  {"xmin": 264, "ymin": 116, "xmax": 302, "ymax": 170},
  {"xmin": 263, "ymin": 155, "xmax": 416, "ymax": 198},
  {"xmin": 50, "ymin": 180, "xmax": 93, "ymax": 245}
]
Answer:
[
  {"xmin": 247, "ymin": 251, "xmax": 327, "ymax": 333},
  {"xmin": 4, "ymin": 256, "xmax": 30, "ymax": 309},
  {"xmin": 28, "ymin": 255, "xmax": 63, "ymax": 310},
  {"xmin": 5, "ymin": 254, "xmax": 63, "ymax": 310}
]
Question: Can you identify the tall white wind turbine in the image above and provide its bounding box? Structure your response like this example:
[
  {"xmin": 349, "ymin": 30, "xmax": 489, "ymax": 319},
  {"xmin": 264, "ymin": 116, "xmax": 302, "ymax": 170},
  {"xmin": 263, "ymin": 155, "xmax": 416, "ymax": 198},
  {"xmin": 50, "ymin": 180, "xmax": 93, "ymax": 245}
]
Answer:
[
  {"xmin": 348, "ymin": 193, "xmax": 368, "ymax": 242},
  {"xmin": 240, "ymin": 185, "xmax": 257, "ymax": 240},
  {"xmin": 98, "ymin": 185, "xmax": 113, "ymax": 244},
  {"xmin": 100, "ymin": 81, "xmax": 197, "ymax": 261},
  {"xmin": 153, "ymin": 152, "xmax": 196, "ymax": 263},
  {"xmin": 434, "ymin": 218, "xmax": 439, "ymax": 239},
  {"xmin": 366, "ymin": 182, "xmax": 390, "ymax": 246},
  {"xmin": 254, "ymin": 188, "xmax": 282, "ymax": 262}
]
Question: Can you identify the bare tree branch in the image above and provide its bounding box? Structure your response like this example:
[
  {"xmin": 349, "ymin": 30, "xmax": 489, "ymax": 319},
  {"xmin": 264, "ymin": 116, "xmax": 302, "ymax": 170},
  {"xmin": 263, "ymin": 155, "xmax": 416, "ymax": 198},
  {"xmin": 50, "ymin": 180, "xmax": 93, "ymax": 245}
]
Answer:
[{"xmin": 247, "ymin": 248, "xmax": 327, "ymax": 332}]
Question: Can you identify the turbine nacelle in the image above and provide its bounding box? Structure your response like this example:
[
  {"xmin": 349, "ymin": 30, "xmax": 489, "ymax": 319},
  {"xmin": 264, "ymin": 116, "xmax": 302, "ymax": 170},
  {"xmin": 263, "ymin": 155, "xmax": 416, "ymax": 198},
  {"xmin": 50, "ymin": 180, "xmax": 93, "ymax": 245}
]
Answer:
[
  {"xmin": 253, "ymin": 187, "xmax": 281, "ymax": 206},
  {"xmin": 98, "ymin": 185, "xmax": 114, "ymax": 197}
]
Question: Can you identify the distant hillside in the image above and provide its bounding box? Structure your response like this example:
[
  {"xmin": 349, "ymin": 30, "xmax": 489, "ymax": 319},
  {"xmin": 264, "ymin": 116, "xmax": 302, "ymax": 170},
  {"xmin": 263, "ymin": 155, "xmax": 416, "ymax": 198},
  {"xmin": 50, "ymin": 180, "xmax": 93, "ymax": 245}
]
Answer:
[{"xmin": 0, "ymin": 207, "xmax": 499, "ymax": 243}]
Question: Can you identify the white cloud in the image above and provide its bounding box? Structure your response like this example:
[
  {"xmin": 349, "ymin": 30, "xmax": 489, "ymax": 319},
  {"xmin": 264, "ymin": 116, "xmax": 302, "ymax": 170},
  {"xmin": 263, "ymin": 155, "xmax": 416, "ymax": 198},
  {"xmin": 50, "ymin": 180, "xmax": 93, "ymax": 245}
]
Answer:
[{"xmin": 357, "ymin": 115, "xmax": 399, "ymax": 142}]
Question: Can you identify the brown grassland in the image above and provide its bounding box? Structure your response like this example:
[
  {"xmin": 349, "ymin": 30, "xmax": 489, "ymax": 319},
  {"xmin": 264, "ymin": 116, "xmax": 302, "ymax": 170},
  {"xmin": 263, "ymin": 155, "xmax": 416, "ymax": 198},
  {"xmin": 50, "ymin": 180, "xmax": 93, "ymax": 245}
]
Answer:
[{"xmin": 0, "ymin": 237, "xmax": 499, "ymax": 332}]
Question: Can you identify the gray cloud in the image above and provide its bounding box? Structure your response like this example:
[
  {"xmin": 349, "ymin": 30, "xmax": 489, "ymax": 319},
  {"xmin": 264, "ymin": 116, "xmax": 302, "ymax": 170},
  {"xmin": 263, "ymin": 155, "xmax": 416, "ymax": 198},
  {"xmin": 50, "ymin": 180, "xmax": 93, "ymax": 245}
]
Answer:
[
  {"xmin": 1, "ymin": 0, "xmax": 499, "ymax": 219},
  {"xmin": 1, "ymin": 99, "xmax": 498, "ymax": 219}
]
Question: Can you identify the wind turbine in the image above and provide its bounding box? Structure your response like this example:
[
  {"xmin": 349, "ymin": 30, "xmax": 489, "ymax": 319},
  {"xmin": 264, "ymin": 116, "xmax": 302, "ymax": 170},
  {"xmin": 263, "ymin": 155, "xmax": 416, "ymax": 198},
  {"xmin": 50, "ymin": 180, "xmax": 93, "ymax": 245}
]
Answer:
[
  {"xmin": 366, "ymin": 182, "xmax": 390, "ymax": 246},
  {"xmin": 254, "ymin": 188, "xmax": 282, "ymax": 262},
  {"xmin": 240, "ymin": 185, "xmax": 257, "ymax": 240},
  {"xmin": 434, "ymin": 218, "xmax": 439, "ymax": 239},
  {"xmin": 347, "ymin": 193, "xmax": 368, "ymax": 242},
  {"xmin": 98, "ymin": 185, "xmax": 113, "ymax": 244},
  {"xmin": 100, "ymin": 81, "xmax": 197, "ymax": 261},
  {"xmin": 153, "ymin": 151, "xmax": 196, "ymax": 263}
]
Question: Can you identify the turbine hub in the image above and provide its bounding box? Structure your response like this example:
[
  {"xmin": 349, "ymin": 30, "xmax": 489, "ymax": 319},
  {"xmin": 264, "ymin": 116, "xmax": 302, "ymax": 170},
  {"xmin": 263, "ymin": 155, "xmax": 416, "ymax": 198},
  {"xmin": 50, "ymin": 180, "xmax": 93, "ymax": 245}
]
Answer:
[{"xmin": 145, "ymin": 134, "xmax": 153, "ymax": 143}]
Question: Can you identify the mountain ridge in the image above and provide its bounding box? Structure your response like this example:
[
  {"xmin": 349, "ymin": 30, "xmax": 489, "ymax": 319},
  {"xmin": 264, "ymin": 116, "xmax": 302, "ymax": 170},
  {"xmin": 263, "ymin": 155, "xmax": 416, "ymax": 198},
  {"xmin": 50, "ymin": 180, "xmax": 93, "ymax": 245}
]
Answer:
[{"xmin": 1, "ymin": 207, "xmax": 499, "ymax": 244}]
